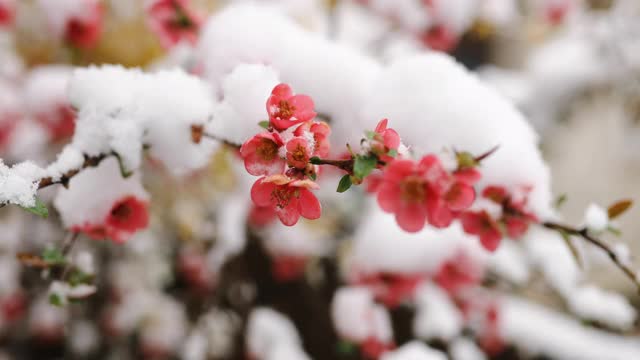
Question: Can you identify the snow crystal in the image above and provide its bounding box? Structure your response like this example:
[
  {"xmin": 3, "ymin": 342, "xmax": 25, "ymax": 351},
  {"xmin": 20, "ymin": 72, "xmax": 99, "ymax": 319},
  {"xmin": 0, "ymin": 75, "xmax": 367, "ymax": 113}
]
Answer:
[
  {"xmin": 380, "ymin": 341, "xmax": 447, "ymax": 360},
  {"xmin": 22, "ymin": 65, "xmax": 72, "ymax": 116},
  {"xmin": 0, "ymin": 160, "xmax": 42, "ymax": 207}
]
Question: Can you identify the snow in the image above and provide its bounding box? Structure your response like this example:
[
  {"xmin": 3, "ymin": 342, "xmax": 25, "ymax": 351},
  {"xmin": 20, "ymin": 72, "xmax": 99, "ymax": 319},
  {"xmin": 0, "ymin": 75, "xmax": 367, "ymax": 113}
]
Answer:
[
  {"xmin": 0, "ymin": 160, "xmax": 43, "ymax": 207},
  {"xmin": 413, "ymin": 283, "xmax": 463, "ymax": 341},
  {"xmin": 583, "ymin": 203, "xmax": 609, "ymax": 233},
  {"xmin": 450, "ymin": 337, "xmax": 486, "ymax": 360},
  {"xmin": 380, "ymin": 341, "xmax": 447, "ymax": 360},
  {"xmin": 209, "ymin": 64, "xmax": 280, "ymax": 145},
  {"xmin": 566, "ymin": 285, "xmax": 636, "ymax": 330},
  {"xmin": 198, "ymin": 3, "xmax": 383, "ymax": 147},
  {"xmin": 68, "ymin": 65, "xmax": 216, "ymax": 176},
  {"xmin": 331, "ymin": 286, "xmax": 393, "ymax": 343},
  {"xmin": 22, "ymin": 65, "xmax": 72, "ymax": 116},
  {"xmin": 349, "ymin": 206, "xmax": 488, "ymax": 275},
  {"xmin": 246, "ymin": 308, "xmax": 305, "ymax": 359},
  {"xmin": 53, "ymin": 157, "xmax": 148, "ymax": 228},
  {"xmin": 360, "ymin": 53, "xmax": 553, "ymax": 219},
  {"xmin": 502, "ymin": 296, "xmax": 640, "ymax": 360}
]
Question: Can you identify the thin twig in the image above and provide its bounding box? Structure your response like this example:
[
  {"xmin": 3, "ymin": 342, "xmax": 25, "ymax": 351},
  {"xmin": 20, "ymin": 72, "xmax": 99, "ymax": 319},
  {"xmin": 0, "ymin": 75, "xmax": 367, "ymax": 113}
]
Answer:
[
  {"xmin": 542, "ymin": 221, "xmax": 640, "ymax": 292},
  {"xmin": 60, "ymin": 232, "xmax": 80, "ymax": 281},
  {"xmin": 38, "ymin": 154, "xmax": 111, "ymax": 190}
]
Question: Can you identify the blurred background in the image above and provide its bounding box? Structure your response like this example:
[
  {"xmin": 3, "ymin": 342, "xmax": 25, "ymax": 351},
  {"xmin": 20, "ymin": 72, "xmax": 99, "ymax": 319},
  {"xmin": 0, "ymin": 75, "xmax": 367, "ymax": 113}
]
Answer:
[{"xmin": 0, "ymin": 0, "xmax": 639, "ymax": 359}]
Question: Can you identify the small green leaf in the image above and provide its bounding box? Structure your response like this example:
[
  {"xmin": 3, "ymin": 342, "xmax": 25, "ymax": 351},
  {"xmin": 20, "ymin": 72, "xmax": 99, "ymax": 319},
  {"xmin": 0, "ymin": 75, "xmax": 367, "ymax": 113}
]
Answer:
[
  {"xmin": 42, "ymin": 248, "xmax": 66, "ymax": 266},
  {"xmin": 68, "ymin": 270, "xmax": 93, "ymax": 287},
  {"xmin": 337, "ymin": 175, "xmax": 352, "ymax": 193},
  {"xmin": 607, "ymin": 199, "xmax": 633, "ymax": 220},
  {"xmin": 49, "ymin": 293, "xmax": 64, "ymax": 307},
  {"xmin": 560, "ymin": 231, "xmax": 582, "ymax": 269},
  {"xmin": 115, "ymin": 155, "xmax": 133, "ymax": 178},
  {"xmin": 606, "ymin": 225, "xmax": 622, "ymax": 237},
  {"xmin": 258, "ymin": 120, "xmax": 270, "ymax": 129},
  {"xmin": 336, "ymin": 340, "xmax": 356, "ymax": 355},
  {"xmin": 23, "ymin": 198, "xmax": 49, "ymax": 218},
  {"xmin": 308, "ymin": 172, "xmax": 317, "ymax": 181},
  {"xmin": 456, "ymin": 151, "xmax": 477, "ymax": 169},
  {"xmin": 554, "ymin": 194, "xmax": 568, "ymax": 210},
  {"xmin": 353, "ymin": 155, "xmax": 377, "ymax": 180},
  {"xmin": 309, "ymin": 156, "xmax": 321, "ymax": 165},
  {"xmin": 387, "ymin": 149, "xmax": 398, "ymax": 157},
  {"xmin": 365, "ymin": 130, "xmax": 376, "ymax": 140}
]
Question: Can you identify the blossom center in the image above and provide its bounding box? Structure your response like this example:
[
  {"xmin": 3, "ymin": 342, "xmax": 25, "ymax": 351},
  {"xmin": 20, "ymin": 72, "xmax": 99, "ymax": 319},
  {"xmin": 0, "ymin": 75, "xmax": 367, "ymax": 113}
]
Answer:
[
  {"xmin": 400, "ymin": 176, "xmax": 426, "ymax": 202},
  {"xmin": 110, "ymin": 201, "xmax": 132, "ymax": 221},
  {"xmin": 257, "ymin": 138, "xmax": 279, "ymax": 161},
  {"xmin": 277, "ymin": 100, "xmax": 295, "ymax": 119},
  {"xmin": 271, "ymin": 186, "xmax": 296, "ymax": 208},
  {"xmin": 291, "ymin": 145, "xmax": 306, "ymax": 162}
]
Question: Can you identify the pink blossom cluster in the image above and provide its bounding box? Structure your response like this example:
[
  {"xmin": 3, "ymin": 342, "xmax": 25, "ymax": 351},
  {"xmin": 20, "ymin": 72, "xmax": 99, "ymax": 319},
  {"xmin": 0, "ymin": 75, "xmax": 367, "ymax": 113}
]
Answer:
[
  {"xmin": 72, "ymin": 196, "xmax": 149, "ymax": 244},
  {"xmin": 241, "ymin": 83, "xmax": 326, "ymax": 227},
  {"xmin": 146, "ymin": 0, "xmax": 203, "ymax": 49}
]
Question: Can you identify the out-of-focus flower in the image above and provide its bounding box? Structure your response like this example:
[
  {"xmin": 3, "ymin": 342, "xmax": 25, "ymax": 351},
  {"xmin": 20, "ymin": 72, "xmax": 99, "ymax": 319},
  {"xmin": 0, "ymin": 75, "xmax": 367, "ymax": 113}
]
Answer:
[
  {"xmin": 72, "ymin": 195, "xmax": 149, "ymax": 244},
  {"xmin": 0, "ymin": 0, "xmax": 15, "ymax": 27},
  {"xmin": 460, "ymin": 210, "xmax": 502, "ymax": 252},
  {"xmin": 64, "ymin": 2, "xmax": 104, "ymax": 49},
  {"xmin": 146, "ymin": 0, "xmax": 204, "ymax": 49}
]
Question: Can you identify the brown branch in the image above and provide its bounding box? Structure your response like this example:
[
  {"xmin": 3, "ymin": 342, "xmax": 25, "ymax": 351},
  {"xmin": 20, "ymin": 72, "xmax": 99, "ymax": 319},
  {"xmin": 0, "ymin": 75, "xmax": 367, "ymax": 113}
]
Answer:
[
  {"xmin": 38, "ymin": 153, "xmax": 111, "ymax": 190},
  {"xmin": 190, "ymin": 124, "xmax": 241, "ymax": 149},
  {"xmin": 542, "ymin": 221, "xmax": 640, "ymax": 293},
  {"xmin": 310, "ymin": 157, "xmax": 355, "ymax": 173}
]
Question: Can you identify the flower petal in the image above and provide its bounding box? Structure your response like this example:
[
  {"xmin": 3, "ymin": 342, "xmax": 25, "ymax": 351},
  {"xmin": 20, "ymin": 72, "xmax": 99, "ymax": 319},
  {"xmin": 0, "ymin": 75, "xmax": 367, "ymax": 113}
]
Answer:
[
  {"xmin": 299, "ymin": 189, "xmax": 321, "ymax": 220},
  {"xmin": 250, "ymin": 178, "xmax": 275, "ymax": 207},
  {"xmin": 395, "ymin": 203, "xmax": 427, "ymax": 232}
]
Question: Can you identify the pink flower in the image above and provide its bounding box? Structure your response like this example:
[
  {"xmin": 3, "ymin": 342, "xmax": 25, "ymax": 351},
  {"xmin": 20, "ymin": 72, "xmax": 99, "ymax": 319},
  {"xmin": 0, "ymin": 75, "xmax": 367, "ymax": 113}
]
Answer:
[
  {"xmin": 73, "ymin": 196, "xmax": 149, "ymax": 244},
  {"xmin": 374, "ymin": 118, "xmax": 400, "ymax": 151},
  {"xmin": 248, "ymin": 204, "xmax": 277, "ymax": 227},
  {"xmin": 460, "ymin": 210, "xmax": 502, "ymax": 252},
  {"xmin": 355, "ymin": 272, "xmax": 425, "ymax": 308},
  {"xmin": 266, "ymin": 84, "xmax": 316, "ymax": 131},
  {"xmin": 294, "ymin": 121, "xmax": 331, "ymax": 157},
  {"xmin": 361, "ymin": 337, "xmax": 394, "ymax": 359},
  {"xmin": 146, "ymin": 0, "xmax": 203, "ymax": 49},
  {"xmin": 376, "ymin": 155, "xmax": 476, "ymax": 232},
  {"xmin": 482, "ymin": 185, "xmax": 538, "ymax": 239},
  {"xmin": 0, "ymin": 116, "xmax": 18, "ymax": 151},
  {"xmin": 545, "ymin": 0, "xmax": 572, "ymax": 25},
  {"xmin": 285, "ymin": 137, "xmax": 311, "ymax": 169},
  {"xmin": 178, "ymin": 250, "xmax": 215, "ymax": 291},
  {"xmin": 420, "ymin": 24, "xmax": 459, "ymax": 52},
  {"xmin": 250, "ymin": 175, "xmax": 321, "ymax": 226},
  {"xmin": 433, "ymin": 251, "xmax": 482, "ymax": 294},
  {"xmin": 35, "ymin": 105, "xmax": 75, "ymax": 142},
  {"xmin": 65, "ymin": 3, "xmax": 103, "ymax": 49},
  {"xmin": 240, "ymin": 132, "xmax": 285, "ymax": 176},
  {"xmin": 272, "ymin": 255, "xmax": 308, "ymax": 282},
  {"xmin": 0, "ymin": 0, "xmax": 15, "ymax": 27}
]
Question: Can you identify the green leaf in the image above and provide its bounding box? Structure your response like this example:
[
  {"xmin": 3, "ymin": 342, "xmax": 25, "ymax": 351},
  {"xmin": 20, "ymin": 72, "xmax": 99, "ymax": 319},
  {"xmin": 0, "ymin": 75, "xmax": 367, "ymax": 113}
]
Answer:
[
  {"xmin": 309, "ymin": 156, "xmax": 321, "ymax": 165},
  {"xmin": 554, "ymin": 194, "xmax": 568, "ymax": 210},
  {"xmin": 68, "ymin": 270, "xmax": 93, "ymax": 287},
  {"xmin": 456, "ymin": 151, "xmax": 477, "ymax": 169},
  {"xmin": 607, "ymin": 199, "xmax": 633, "ymax": 220},
  {"xmin": 308, "ymin": 172, "xmax": 317, "ymax": 181},
  {"xmin": 606, "ymin": 225, "xmax": 622, "ymax": 237},
  {"xmin": 23, "ymin": 198, "xmax": 49, "ymax": 218},
  {"xmin": 258, "ymin": 120, "xmax": 270, "ymax": 129},
  {"xmin": 336, "ymin": 340, "xmax": 356, "ymax": 355},
  {"xmin": 337, "ymin": 175, "xmax": 352, "ymax": 193},
  {"xmin": 49, "ymin": 293, "xmax": 64, "ymax": 307},
  {"xmin": 42, "ymin": 248, "xmax": 66, "ymax": 266},
  {"xmin": 353, "ymin": 155, "xmax": 377, "ymax": 180},
  {"xmin": 560, "ymin": 231, "xmax": 582, "ymax": 269},
  {"xmin": 387, "ymin": 149, "xmax": 398, "ymax": 157},
  {"xmin": 115, "ymin": 155, "xmax": 133, "ymax": 178},
  {"xmin": 365, "ymin": 130, "xmax": 376, "ymax": 140}
]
